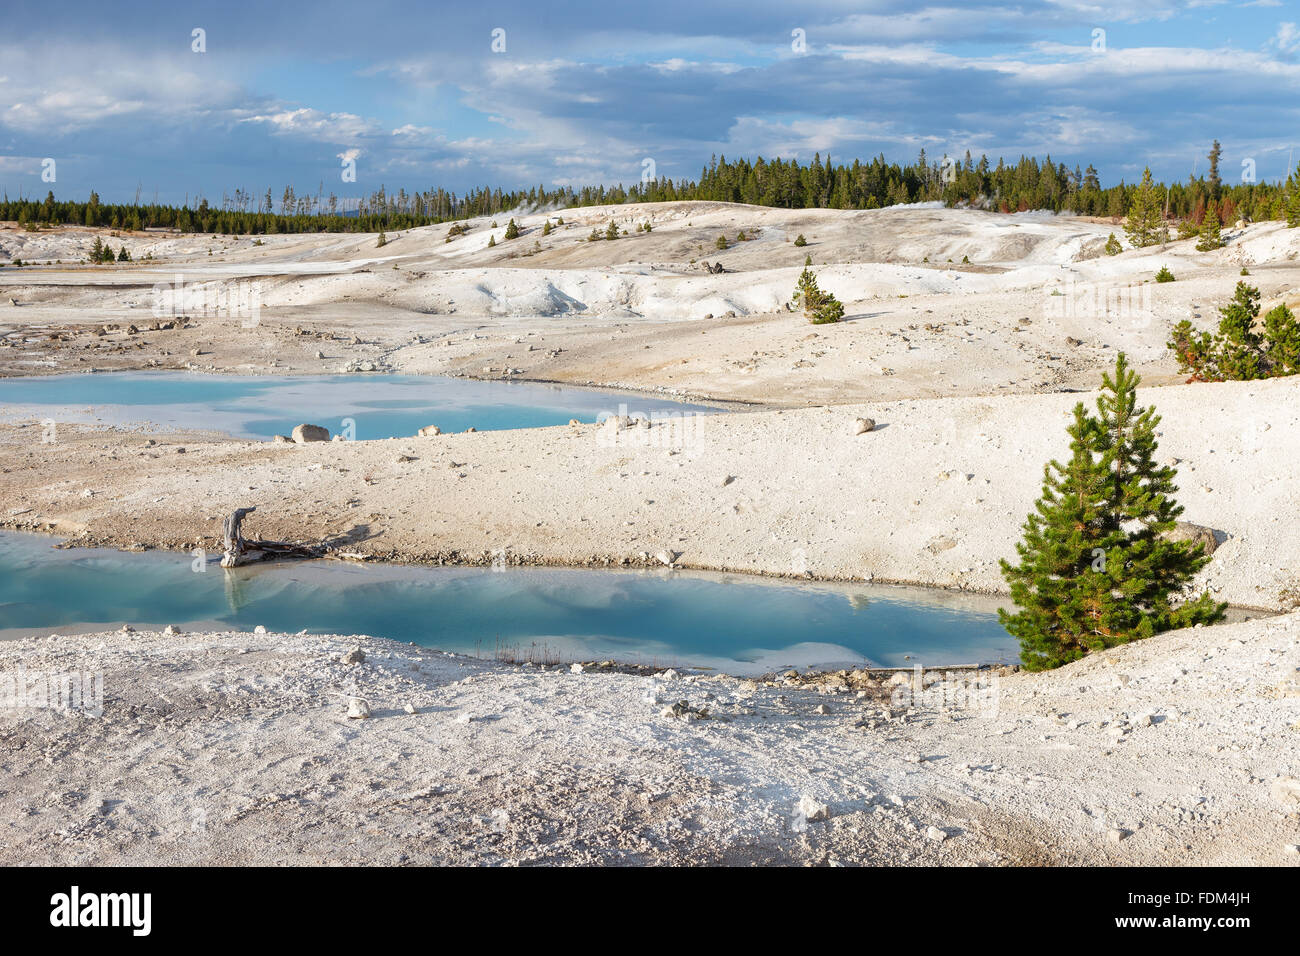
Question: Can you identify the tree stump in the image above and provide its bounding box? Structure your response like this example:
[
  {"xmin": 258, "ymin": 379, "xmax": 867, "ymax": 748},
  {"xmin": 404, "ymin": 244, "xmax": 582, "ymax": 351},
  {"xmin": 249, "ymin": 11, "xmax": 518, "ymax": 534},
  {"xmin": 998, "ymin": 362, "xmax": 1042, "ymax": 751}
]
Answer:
[{"xmin": 220, "ymin": 507, "xmax": 265, "ymax": 567}]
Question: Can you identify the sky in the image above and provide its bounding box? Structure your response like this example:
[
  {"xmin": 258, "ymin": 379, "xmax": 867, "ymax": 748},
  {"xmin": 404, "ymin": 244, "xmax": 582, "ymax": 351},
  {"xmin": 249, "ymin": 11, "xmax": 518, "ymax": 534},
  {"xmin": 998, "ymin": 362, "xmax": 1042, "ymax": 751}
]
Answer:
[{"xmin": 2, "ymin": 0, "xmax": 1300, "ymax": 206}]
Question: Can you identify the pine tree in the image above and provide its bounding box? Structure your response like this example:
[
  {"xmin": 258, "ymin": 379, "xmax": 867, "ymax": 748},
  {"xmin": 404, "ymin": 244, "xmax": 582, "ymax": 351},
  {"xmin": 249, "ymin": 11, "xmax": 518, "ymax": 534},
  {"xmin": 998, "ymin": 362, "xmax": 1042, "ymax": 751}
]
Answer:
[
  {"xmin": 792, "ymin": 266, "xmax": 844, "ymax": 324},
  {"xmin": 1206, "ymin": 140, "xmax": 1222, "ymax": 197},
  {"xmin": 1000, "ymin": 354, "xmax": 1224, "ymax": 669},
  {"xmin": 1263, "ymin": 302, "xmax": 1300, "ymax": 375},
  {"xmin": 1124, "ymin": 167, "xmax": 1166, "ymax": 248},
  {"xmin": 504, "ymin": 218, "xmax": 520, "ymax": 240},
  {"xmin": 1195, "ymin": 203, "xmax": 1223, "ymax": 251},
  {"xmin": 1104, "ymin": 233, "xmax": 1122, "ymax": 255},
  {"xmin": 1092, "ymin": 356, "xmax": 1223, "ymax": 638}
]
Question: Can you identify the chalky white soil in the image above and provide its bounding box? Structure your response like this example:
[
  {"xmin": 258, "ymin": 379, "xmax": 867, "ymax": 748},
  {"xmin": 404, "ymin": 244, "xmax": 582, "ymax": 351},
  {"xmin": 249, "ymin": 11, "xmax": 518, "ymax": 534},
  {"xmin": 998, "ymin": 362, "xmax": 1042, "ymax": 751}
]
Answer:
[{"xmin": 1, "ymin": 615, "xmax": 1296, "ymax": 866}]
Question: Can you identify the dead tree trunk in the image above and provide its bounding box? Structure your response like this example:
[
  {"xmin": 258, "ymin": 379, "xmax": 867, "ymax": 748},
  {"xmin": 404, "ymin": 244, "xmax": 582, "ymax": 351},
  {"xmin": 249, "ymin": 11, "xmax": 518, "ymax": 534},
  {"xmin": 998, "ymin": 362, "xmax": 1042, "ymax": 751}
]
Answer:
[
  {"xmin": 220, "ymin": 507, "xmax": 264, "ymax": 568},
  {"xmin": 220, "ymin": 506, "xmax": 326, "ymax": 568}
]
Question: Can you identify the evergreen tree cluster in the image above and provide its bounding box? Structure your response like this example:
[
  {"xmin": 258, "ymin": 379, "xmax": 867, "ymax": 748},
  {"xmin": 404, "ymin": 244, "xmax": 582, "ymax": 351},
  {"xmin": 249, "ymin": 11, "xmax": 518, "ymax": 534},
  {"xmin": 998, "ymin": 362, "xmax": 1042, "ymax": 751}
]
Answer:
[
  {"xmin": 6, "ymin": 144, "xmax": 1300, "ymax": 238},
  {"xmin": 1000, "ymin": 355, "xmax": 1225, "ymax": 670},
  {"xmin": 1169, "ymin": 282, "xmax": 1300, "ymax": 381}
]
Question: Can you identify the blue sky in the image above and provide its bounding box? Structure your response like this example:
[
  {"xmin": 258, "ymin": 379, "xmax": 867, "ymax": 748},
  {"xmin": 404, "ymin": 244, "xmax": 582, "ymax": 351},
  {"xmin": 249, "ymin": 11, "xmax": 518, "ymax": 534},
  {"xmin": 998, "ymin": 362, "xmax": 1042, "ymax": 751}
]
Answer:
[{"xmin": 2, "ymin": 0, "xmax": 1299, "ymax": 205}]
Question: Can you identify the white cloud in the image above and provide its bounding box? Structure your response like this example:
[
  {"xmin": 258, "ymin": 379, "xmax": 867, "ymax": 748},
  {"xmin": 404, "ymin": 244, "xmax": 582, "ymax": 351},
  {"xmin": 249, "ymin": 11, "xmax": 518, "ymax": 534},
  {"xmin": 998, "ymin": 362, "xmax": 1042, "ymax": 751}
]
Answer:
[
  {"xmin": 241, "ymin": 108, "xmax": 375, "ymax": 143},
  {"xmin": 1270, "ymin": 22, "xmax": 1300, "ymax": 57}
]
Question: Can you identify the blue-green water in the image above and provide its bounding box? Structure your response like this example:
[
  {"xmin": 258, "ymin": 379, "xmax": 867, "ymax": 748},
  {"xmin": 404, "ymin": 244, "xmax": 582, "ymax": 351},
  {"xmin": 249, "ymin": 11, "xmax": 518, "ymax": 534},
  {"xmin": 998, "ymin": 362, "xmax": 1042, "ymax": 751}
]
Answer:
[
  {"xmin": 0, "ymin": 372, "xmax": 719, "ymax": 440},
  {"xmin": 0, "ymin": 534, "xmax": 1016, "ymax": 673}
]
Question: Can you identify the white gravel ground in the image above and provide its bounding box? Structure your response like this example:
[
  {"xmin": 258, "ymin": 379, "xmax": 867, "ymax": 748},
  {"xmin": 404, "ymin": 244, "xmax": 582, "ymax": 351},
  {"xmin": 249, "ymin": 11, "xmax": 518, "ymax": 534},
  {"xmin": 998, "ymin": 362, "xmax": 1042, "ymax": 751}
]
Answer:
[{"xmin": 2, "ymin": 613, "xmax": 1297, "ymax": 866}]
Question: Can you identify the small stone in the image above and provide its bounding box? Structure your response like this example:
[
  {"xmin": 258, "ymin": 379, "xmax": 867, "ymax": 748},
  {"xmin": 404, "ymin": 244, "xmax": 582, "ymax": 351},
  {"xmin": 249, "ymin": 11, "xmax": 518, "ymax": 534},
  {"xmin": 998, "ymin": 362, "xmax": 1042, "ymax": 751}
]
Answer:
[
  {"xmin": 854, "ymin": 417, "xmax": 876, "ymax": 435},
  {"xmin": 163, "ymin": 625, "xmax": 180, "ymax": 636},
  {"xmin": 925, "ymin": 825, "xmax": 947, "ymax": 842},
  {"xmin": 1108, "ymin": 828, "xmax": 1129, "ymax": 844},
  {"xmin": 417, "ymin": 425, "xmax": 441, "ymax": 437},
  {"xmin": 796, "ymin": 795, "xmax": 831, "ymax": 822},
  {"xmin": 404, "ymin": 703, "xmax": 417, "ymax": 715},
  {"xmin": 346, "ymin": 697, "xmax": 370, "ymax": 719},
  {"xmin": 292, "ymin": 423, "xmax": 330, "ymax": 443},
  {"xmin": 570, "ymin": 662, "xmax": 584, "ymax": 674},
  {"xmin": 814, "ymin": 704, "xmax": 830, "ymax": 715},
  {"xmin": 342, "ymin": 648, "xmax": 366, "ymax": 665},
  {"xmin": 253, "ymin": 625, "xmax": 267, "ymax": 635}
]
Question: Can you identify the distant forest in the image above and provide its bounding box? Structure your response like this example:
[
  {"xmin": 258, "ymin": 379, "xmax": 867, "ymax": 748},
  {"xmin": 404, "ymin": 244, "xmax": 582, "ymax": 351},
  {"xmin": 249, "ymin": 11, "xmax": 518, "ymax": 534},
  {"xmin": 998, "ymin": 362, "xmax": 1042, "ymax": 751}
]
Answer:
[{"xmin": 2, "ymin": 143, "xmax": 1296, "ymax": 236}]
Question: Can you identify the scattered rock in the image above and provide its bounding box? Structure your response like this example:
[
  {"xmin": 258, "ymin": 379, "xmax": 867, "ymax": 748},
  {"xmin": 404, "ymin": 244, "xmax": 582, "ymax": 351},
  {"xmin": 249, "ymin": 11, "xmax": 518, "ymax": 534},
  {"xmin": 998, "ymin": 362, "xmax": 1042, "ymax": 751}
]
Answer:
[
  {"xmin": 1108, "ymin": 828, "xmax": 1129, "ymax": 844},
  {"xmin": 417, "ymin": 425, "xmax": 441, "ymax": 437},
  {"xmin": 854, "ymin": 417, "xmax": 876, "ymax": 435},
  {"xmin": 163, "ymin": 625, "xmax": 180, "ymax": 636},
  {"xmin": 925, "ymin": 825, "xmax": 947, "ymax": 842},
  {"xmin": 1162, "ymin": 521, "xmax": 1219, "ymax": 555},
  {"xmin": 346, "ymin": 697, "xmax": 370, "ymax": 719},
  {"xmin": 292, "ymin": 423, "xmax": 330, "ymax": 443},
  {"xmin": 253, "ymin": 625, "xmax": 267, "ymax": 635},
  {"xmin": 342, "ymin": 648, "xmax": 366, "ymax": 665},
  {"xmin": 796, "ymin": 795, "xmax": 831, "ymax": 822},
  {"xmin": 660, "ymin": 699, "xmax": 710, "ymax": 720},
  {"xmin": 272, "ymin": 434, "xmax": 292, "ymax": 444}
]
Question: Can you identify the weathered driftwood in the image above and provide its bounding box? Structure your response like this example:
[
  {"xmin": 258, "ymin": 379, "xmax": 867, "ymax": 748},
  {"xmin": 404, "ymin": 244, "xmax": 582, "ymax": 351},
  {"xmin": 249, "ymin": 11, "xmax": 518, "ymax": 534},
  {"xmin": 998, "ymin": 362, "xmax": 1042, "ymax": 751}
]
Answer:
[
  {"xmin": 220, "ymin": 506, "xmax": 326, "ymax": 568},
  {"xmin": 221, "ymin": 507, "xmax": 263, "ymax": 567}
]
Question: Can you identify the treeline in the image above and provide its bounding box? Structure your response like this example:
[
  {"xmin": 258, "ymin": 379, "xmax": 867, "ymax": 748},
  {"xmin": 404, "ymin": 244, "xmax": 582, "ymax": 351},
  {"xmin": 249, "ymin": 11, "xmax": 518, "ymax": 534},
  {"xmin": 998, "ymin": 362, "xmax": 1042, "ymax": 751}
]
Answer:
[{"xmin": 3, "ymin": 142, "xmax": 1297, "ymax": 235}]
